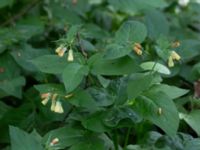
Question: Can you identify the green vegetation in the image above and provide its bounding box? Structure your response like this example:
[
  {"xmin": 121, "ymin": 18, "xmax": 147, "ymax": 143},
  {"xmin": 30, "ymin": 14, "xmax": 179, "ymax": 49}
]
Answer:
[{"xmin": 0, "ymin": 0, "xmax": 200, "ymax": 149}]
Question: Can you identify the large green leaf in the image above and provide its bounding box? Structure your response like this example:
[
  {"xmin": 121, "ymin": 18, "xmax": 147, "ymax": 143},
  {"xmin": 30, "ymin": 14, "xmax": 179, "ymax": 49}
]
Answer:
[
  {"xmin": 134, "ymin": 92, "xmax": 179, "ymax": 136},
  {"xmin": 104, "ymin": 21, "xmax": 147, "ymax": 59},
  {"xmin": 11, "ymin": 44, "xmax": 49, "ymax": 72},
  {"xmin": 0, "ymin": 76, "xmax": 25, "ymax": 98},
  {"xmin": 31, "ymin": 55, "xmax": 68, "ymax": 74},
  {"xmin": 42, "ymin": 126, "xmax": 84, "ymax": 149},
  {"xmin": 115, "ymin": 21, "xmax": 147, "ymax": 45},
  {"xmin": 108, "ymin": 0, "xmax": 167, "ymax": 15},
  {"xmin": 68, "ymin": 90, "xmax": 98, "ymax": 110},
  {"xmin": 9, "ymin": 126, "xmax": 43, "ymax": 150},
  {"xmin": 62, "ymin": 63, "xmax": 89, "ymax": 92},
  {"xmin": 0, "ymin": 0, "xmax": 14, "ymax": 8},
  {"xmin": 181, "ymin": 110, "xmax": 200, "ymax": 136},
  {"xmin": 127, "ymin": 73, "xmax": 154, "ymax": 99},
  {"xmin": 145, "ymin": 9, "xmax": 169, "ymax": 39},
  {"xmin": 149, "ymin": 84, "xmax": 189, "ymax": 99},
  {"xmin": 69, "ymin": 135, "xmax": 105, "ymax": 150},
  {"xmin": 88, "ymin": 53, "xmax": 141, "ymax": 75}
]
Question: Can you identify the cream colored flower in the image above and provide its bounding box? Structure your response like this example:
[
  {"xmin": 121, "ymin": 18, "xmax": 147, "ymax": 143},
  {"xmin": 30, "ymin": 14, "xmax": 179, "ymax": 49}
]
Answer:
[
  {"xmin": 67, "ymin": 49, "xmax": 74, "ymax": 61},
  {"xmin": 168, "ymin": 56, "xmax": 174, "ymax": 67},
  {"xmin": 171, "ymin": 51, "xmax": 181, "ymax": 61},
  {"xmin": 41, "ymin": 93, "xmax": 51, "ymax": 105},
  {"xmin": 55, "ymin": 45, "xmax": 67, "ymax": 57},
  {"xmin": 54, "ymin": 101, "xmax": 64, "ymax": 113}
]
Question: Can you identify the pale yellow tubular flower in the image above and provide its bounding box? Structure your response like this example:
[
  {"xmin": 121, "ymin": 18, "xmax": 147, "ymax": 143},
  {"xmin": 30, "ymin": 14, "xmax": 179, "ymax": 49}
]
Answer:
[
  {"xmin": 65, "ymin": 93, "xmax": 73, "ymax": 99},
  {"xmin": 171, "ymin": 51, "xmax": 181, "ymax": 61},
  {"xmin": 54, "ymin": 101, "xmax": 64, "ymax": 113},
  {"xmin": 41, "ymin": 93, "xmax": 51, "ymax": 105},
  {"xmin": 50, "ymin": 138, "xmax": 59, "ymax": 146},
  {"xmin": 133, "ymin": 43, "xmax": 143, "ymax": 56},
  {"xmin": 55, "ymin": 45, "xmax": 67, "ymax": 57},
  {"xmin": 168, "ymin": 56, "xmax": 174, "ymax": 67},
  {"xmin": 67, "ymin": 49, "xmax": 74, "ymax": 61}
]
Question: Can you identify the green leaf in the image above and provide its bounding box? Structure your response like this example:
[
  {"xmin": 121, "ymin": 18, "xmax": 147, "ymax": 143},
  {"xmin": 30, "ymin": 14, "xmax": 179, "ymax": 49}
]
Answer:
[
  {"xmin": 88, "ymin": 53, "xmax": 141, "ymax": 75},
  {"xmin": 89, "ymin": 88, "xmax": 115, "ymax": 107},
  {"xmin": 103, "ymin": 107, "xmax": 142, "ymax": 127},
  {"xmin": 115, "ymin": 21, "xmax": 147, "ymax": 45},
  {"xmin": 140, "ymin": 61, "xmax": 171, "ymax": 75},
  {"xmin": 149, "ymin": 84, "xmax": 189, "ymax": 99},
  {"xmin": 185, "ymin": 139, "xmax": 200, "ymax": 150},
  {"xmin": 62, "ymin": 63, "xmax": 89, "ymax": 92},
  {"xmin": 134, "ymin": 92, "xmax": 179, "ymax": 136},
  {"xmin": 145, "ymin": 10, "xmax": 169, "ymax": 39},
  {"xmin": 42, "ymin": 126, "xmax": 84, "ymax": 149},
  {"xmin": 0, "ymin": 0, "xmax": 14, "ymax": 8},
  {"xmin": 181, "ymin": 110, "xmax": 200, "ymax": 136},
  {"xmin": 82, "ymin": 111, "xmax": 109, "ymax": 132},
  {"xmin": 0, "ymin": 76, "xmax": 25, "ymax": 98},
  {"xmin": 127, "ymin": 73, "xmax": 154, "ymax": 99},
  {"xmin": 103, "ymin": 43, "xmax": 130, "ymax": 60},
  {"xmin": 10, "ymin": 44, "xmax": 50, "ymax": 72},
  {"xmin": 68, "ymin": 90, "xmax": 98, "ymax": 110},
  {"xmin": 69, "ymin": 135, "xmax": 105, "ymax": 150},
  {"xmin": 66, "ymin": 25, "xmax": 82, "ymax": 44},
  {"xmin": 9, "ymin": 126, "xmax": 43, "ymax": 150},
  {"xmin": 31, "ymin": 55, "xmax": 68, "ymax": 74},
  {"xmin": 108, "ymin": 0, "xmax": 167, "ymax": 15}
]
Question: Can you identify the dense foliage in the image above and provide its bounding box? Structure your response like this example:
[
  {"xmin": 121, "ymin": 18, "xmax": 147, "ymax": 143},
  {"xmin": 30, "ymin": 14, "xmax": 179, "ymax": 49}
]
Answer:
[{"xmin": 1, "ymin": 0, "xmax": 200, "ymax": 149}]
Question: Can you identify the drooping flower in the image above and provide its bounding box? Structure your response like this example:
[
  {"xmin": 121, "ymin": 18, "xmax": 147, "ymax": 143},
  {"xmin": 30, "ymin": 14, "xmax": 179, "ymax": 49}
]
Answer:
[
  {"xmin": 67, "ymin": 49, "xmax": 74, "ymax": 61},
  {"xmin": 171, "ymin": 51, "xmax": 181, "ymax": 61},
  {"xmin": 133, "ymin": 43, "xmax": 142, "ymax": 55},
  {"xmin": 55, "ymin": 45, "xmax": 67, "ymax": 57},
  {"xmin": 41, "ymin": 93, "xmax": 51, "ymax": 105},
  {"xmin": 168, "ymin": 51, "xmax": 181, "ymax": 67},
  {"xmin": 168, "ymin": 56, "xmax": 174, "ymax": 67},
  {"xmin": 54, "ymin": 100, "xmax": 64, "ymax": 113}
]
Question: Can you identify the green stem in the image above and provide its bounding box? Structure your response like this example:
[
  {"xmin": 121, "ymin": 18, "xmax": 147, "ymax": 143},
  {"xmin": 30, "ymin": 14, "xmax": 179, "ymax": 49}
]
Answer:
[
  {"xmin": 113, "ymin": 130, "xmax": 119, "ymax": 150},
  {"xmin": 124, "ymin": 127, "xmax": 131, "ymax": 150}
]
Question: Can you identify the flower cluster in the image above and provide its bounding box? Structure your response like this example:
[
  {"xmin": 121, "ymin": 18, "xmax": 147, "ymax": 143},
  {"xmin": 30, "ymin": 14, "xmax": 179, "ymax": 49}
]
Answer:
[
  {"xmin": 55, "ymin": 45, "xmax": 74, "ymax": 62},
  {"xmin": 41, "ymin": 93, "xmax": 64, "ymax": 113}
]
